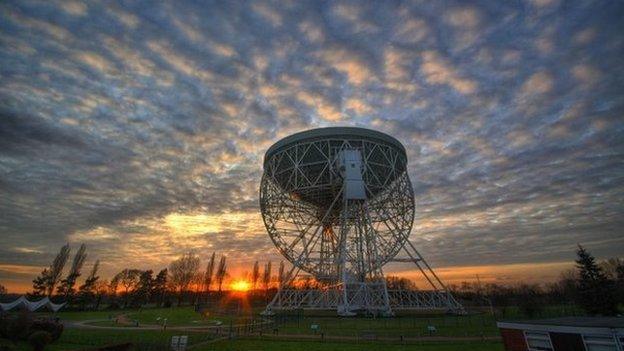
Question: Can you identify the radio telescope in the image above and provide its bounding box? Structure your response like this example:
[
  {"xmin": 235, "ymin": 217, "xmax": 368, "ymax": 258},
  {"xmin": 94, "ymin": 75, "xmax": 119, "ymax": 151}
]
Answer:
[{"xmin": 260, "ymin": 127, "xmax": 463, "ymax": 316}]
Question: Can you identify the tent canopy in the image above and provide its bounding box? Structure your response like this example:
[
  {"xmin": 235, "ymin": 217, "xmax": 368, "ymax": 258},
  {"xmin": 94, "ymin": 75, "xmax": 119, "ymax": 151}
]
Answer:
[{"xmin": 0, "ymin": 296, "xmax": 66, "ymax": 312}]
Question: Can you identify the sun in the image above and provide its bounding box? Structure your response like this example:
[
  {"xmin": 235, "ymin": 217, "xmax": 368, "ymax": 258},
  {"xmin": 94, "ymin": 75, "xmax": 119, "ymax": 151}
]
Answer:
[{"xmin": 230, "ymin": 280, "xmax": 250, "ymax": 292}]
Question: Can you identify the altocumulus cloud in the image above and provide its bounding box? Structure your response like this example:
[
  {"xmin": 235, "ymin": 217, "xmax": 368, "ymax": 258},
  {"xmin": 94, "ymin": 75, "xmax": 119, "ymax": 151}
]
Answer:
[{"xmin": 0, "ymin": 0, "xmax": 623, "ymax": 286}]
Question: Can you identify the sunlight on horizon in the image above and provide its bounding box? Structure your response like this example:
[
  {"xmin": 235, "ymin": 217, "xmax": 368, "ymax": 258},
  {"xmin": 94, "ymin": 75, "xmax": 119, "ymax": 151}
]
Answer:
[{"xmin": 230, "ymin": 280, "xmax": 251, "ymax": 292}]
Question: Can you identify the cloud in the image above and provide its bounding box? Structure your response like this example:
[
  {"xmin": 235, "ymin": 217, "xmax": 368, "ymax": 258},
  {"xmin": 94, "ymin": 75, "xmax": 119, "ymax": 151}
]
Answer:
[
  {"xmin": 0, "ymin": 0, "xmax": 623, "ymax": 290},
  {"xmin": 420, "ymin": 51, "xmax": 477, "ymax": 94}
]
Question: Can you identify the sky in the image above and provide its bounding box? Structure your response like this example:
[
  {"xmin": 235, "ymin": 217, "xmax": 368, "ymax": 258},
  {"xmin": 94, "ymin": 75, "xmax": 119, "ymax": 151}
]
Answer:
[{"xmin": 1, "ymin": 0, "xmax": 623, "ymax": 293}]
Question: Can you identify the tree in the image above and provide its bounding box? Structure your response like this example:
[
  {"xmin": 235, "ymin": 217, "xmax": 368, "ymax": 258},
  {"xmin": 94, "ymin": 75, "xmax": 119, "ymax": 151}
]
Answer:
[
  {"xmin": 203, "ymin": 252, "xmax": 216, "ymax": 297},
  {"xmin": 251, "ymin": 261, "xmax": 260, "ymax": 291},
  {"xmin": 599, "ymin": 258, "xmax": 623, "ymax": 280},
  {"xmin": 277, "ymin": 261, "xmax": 285, "ymax": 287},
  {"xmin": 0, "ymin": 283, "xmax": 6, "ymax": 296},
  {"xmin": 153, "ymin": 269, "xmax": 168, "ymax": 307},
  {"xmin": 57, "ymin": 244, "xmax": 87, "ymax": 301},
  {"xmin": 516, "ymin": 284, "xmax": 543, "ymax": 318},
  {"xmin": 617, "ymin": 262, "xmax": 624, "ymax": 303},
  {"xmin": 31, "ymin": 244, "xmax": 71, "ymax": 297},
  {"xmin": 215, "ymin": 255, "xmax": 227, "ymax": 292},
  {"xmin": 575, "ymin": 245, "xmax": 617, "ymax": 315},
  {"xmin": 93, "ymin": 279, "xmax": 108, "ymax": 310},
  {"xmin": 262, "ymin": 261, "xmax": 272, "ymax": 292},
  {"xmin": 113, "ymin": 269, "xmax": 141, "ymax": 308},
  {"xmin": 550, "ymin": 269, "xmax": 577, "ymax": 305},
  {"xmin": 386, "ymin": 276, "xmax": 416, "ymax": 290},
  {"xmin": 77, "ymin": 260, "xmax": 100, "ymax": 309},
  {"xmin": 32, "ymin": 269, "xmax": 49, "ymax": 296},
  {"xmin": 169, "ymin": 252, "xmax": 200, "ymax": 306},
  {"xmin": 133, "ymin": 270, "xmax": 154, "ymax": 307},
  {"xmin": 46, "ymin": 243, "xmax": 71, "ymax": 297}
]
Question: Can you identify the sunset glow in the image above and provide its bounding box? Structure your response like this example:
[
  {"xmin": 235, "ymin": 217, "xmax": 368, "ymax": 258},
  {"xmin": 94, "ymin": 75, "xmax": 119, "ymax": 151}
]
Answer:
[
  {"xmin": 0, "ymin": 0, "xmax": 622, "ymax": 294},
  {"xmin": 230, "ymin": 280, "xmax": 251, "ymax": 292}
]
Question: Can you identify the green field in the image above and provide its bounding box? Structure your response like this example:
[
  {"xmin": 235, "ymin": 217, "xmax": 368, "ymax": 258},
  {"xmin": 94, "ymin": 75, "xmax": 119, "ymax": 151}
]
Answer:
[
  {"xmin": 204, "ymin": 338, "xmax": 504, "ymax": 351},
  {"xmin": 276, "ymin": 313, "xmax": 498, "ymax": 337},
  {"xmin": 4, "ymin": 306, "xmax": 513, "ymax": 350}
]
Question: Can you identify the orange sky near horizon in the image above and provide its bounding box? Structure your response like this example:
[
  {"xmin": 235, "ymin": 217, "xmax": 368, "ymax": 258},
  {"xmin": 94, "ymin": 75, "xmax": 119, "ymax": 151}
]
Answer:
[{"xmin": 0, "ymin": 260, "xmax": 574, "ymax": 294}]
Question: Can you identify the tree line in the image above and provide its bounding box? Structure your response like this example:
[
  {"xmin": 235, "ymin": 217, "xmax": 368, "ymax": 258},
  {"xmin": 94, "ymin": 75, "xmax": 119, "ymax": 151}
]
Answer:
[
  {"xmin": 24, "ymin": 247, "xmax": 289, "ymax": 310},
  {"xmin": 447, "ymin": 245, "xmax": 623, "ymax": 317},
  {"xmin": 27, "ymin": 246, "xmax": 233, "ymax": 310},
  {"xmin": 9, "ymin": 244, "xmax": 622, "ymax": 315}
]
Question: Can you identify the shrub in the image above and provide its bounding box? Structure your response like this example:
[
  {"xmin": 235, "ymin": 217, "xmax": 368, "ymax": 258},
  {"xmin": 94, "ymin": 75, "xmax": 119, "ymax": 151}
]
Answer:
[
  {"xmin": 94, "ymin": 343, "xmax": 133, "ymax": 351},
  {"xmin": 30, "ymin": 320, "xmax": 63, "ymax": 341},
  {"xmin": 28, "ymin": 331, "xmax": 52, "ymax": 351},
  {"xmin": 0, "ymin": 311, "xmax": 32, "ymax": 341},
  {"xmin": 106, "ymin": 301, "xmax": 121, "ymax": 310},
  {"xmin": 0, "ymin": 313, "xmax": 63, "ymax": 343}
]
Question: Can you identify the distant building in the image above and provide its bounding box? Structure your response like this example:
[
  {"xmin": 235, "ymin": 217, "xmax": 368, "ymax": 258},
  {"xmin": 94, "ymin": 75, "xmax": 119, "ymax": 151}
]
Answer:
[{"xmin": 497, "ymin": 317, "xmax": 623, "ymax": 351}]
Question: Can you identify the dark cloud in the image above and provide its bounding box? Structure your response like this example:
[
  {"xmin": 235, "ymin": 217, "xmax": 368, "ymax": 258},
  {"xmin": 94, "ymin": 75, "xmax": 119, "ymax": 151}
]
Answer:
[{"xmin": 0, "ymin": 0, "xmax": 623, "ymax": 286}]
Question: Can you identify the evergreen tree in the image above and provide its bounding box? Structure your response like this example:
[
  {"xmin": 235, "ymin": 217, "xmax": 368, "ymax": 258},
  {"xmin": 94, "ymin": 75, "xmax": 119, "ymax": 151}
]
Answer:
[{"xmin": 575, "ymin": 245, "xmax": 617, "ymax": 315}]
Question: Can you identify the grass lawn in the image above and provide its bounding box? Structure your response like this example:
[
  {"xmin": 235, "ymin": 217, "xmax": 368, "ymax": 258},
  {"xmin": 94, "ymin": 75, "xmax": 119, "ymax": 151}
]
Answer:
[
  {"xmin": 202, "ymin": 338, "xmax": 504, "ymax": 351},
  {"xmin": 275, "ymin": 313, "xmax": 499, "ymax": 337},
  {"xmin": 10, "ymin": 303, "xmax": 584, "ymax": 350},
  {"xmin": 1, "ymin": 329, "xmax": 217, "ymax": 351}
]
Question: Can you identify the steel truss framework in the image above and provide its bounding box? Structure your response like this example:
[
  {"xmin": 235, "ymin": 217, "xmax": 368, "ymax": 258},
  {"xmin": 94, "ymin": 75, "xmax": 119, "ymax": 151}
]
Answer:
[{"xmin": 260, "ymin": 133, "xmax": 464, "ymax": 316}]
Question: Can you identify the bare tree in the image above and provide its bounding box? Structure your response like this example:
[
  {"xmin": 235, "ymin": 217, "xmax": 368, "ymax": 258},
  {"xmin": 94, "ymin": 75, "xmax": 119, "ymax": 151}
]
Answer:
[
  {"xmin": 251, "ymin": 261, "xmax": 260, "ymax": 291},
  {"xmin": 262, "ymin": 261, "xmax": 272, "ymax": 292},
  {"xmin": 46, "ymin": 243, "xmax": 71, "ymax": 297},
  {"xmin": 94, "ymin": 279, "xmax": 108, "ymax": 310},
  {"xmin": 58, "ymin": 244, "xmax": 87, "ymax": 300},
  {"xmin": 600, "ymin": 258, "xmax": 623, "ymax": 280},
  {"xmin": 113, "ymin": 268, "xmax": 141, "ymax": 308},
  {"xmin": 169, "ymin": 252, "xmax": 200, "ymax": 306},
  {"xmin": 215, "ymin": 255, "xmax": 227, "ymax": 292}
]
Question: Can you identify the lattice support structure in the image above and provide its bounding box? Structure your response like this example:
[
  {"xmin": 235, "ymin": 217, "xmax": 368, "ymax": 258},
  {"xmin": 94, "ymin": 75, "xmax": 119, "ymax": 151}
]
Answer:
[
  {"xmin": 260, "ymin": 128, "xmax": 464, "ymax": 316},
  {"xmin": 266, "ymin": 287, "xmax": 461, "ymax": 312}
]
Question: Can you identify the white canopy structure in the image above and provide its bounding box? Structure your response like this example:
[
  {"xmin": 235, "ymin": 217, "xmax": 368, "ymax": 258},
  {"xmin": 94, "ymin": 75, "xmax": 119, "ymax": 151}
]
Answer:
[{"xmin": 0, "ymin": 296, "xmax": 66, "ymax": 312}]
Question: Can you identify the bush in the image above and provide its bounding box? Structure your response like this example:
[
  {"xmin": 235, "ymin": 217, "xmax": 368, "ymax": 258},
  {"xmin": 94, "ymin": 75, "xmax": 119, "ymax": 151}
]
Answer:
[
  {"xmin": 0, "ymin": 311, "xmax": 32, "ymax": 341},
  {"xmin": 88, "ymin": 343, "xmax": 133, "ymax": 351},
  {"xmin": 28, "ymin": 331, "xmax": 52, "ymax": 351},
  {"xmin": 0, "ymin": 313, "xmax": 63, "ymax": 343},
  {"xmin": 30, "ymin": 320, "xmax": 63, "ymax": 341},
  {"xmin": 106, "ymin": 301, "xmax": 121, "ymax": 310}
]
